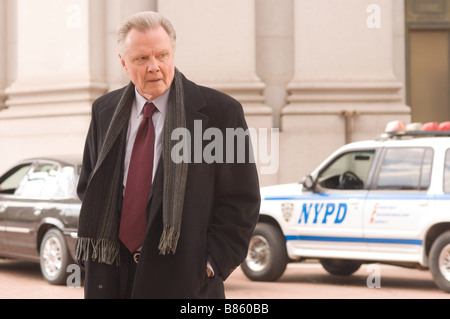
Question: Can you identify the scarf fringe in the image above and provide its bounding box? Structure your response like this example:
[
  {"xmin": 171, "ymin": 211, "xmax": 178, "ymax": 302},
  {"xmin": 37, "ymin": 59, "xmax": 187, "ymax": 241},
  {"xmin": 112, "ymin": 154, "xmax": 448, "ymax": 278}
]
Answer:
[
  {"xmin": 76, "ymin": 237, "xmax": 121, "ymax": 266},
  {"xmin": 158, "ymin": 226, "xmax": 180, "ymax": 255}
]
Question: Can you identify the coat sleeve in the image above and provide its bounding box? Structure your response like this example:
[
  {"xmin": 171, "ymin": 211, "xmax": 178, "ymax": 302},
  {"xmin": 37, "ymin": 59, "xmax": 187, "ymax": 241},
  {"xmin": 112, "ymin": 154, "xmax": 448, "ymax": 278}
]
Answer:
[
  {"xmin": 77, "ymin": 86, "xmax": 127, "ymax": 201},
  {"xmin": 77, "ymin": 103, "xmax": 100, "ymax": 201},
  {"xmin": 206, "ymin": 100, "xmax": 261, "ymax": 281}
]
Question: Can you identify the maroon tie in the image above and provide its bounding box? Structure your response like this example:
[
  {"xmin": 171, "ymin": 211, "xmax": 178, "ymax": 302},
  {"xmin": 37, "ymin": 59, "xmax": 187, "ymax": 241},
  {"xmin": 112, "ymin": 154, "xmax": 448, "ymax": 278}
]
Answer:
[{"xmin": 119, "ymin": 102, "xmax": 157, "ymax": 253}]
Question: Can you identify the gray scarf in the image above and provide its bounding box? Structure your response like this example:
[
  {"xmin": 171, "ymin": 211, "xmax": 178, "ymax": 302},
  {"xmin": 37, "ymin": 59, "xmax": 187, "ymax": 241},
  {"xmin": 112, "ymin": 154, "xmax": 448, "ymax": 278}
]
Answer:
[{"xmin": 76, "ymin": 68, "xmax": 188, "ymax": 265}]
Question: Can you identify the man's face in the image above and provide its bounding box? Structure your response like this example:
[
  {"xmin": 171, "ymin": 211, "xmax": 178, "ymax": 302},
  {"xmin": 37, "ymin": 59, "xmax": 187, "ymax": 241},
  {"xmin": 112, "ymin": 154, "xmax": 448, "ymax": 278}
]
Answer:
[{"xmin": 119, "ymin": 26, "xmax": 175, "ymax": 101}]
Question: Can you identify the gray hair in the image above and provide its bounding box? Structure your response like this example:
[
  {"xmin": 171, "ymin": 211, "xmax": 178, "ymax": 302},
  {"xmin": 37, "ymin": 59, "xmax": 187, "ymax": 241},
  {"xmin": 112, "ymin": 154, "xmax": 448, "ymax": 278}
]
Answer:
[{"xmin": 117, "ymin": 11, "xmax": 176, "ymax": 53}]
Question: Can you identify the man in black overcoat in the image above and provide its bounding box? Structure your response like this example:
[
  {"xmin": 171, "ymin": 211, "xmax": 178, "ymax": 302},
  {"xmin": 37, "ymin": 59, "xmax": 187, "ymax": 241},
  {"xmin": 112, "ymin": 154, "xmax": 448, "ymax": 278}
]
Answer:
[{"xmin": 76, "ymin": 11, "xmax": 260, "ymax": 298}]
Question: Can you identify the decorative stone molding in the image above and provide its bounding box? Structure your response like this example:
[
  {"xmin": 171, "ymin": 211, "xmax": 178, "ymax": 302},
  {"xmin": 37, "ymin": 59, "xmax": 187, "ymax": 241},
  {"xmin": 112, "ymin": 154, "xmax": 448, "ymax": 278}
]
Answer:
[
  {"xmin": 205, "ymin": 81, "xmax": 271, "ymax": 116},
  {"xmin": 2, "ymin": 81, "xmax": 108, "ymax": 119},
  {"xmin": 286, "ymin": 80, "xmax": 404, "ymax": 105}
]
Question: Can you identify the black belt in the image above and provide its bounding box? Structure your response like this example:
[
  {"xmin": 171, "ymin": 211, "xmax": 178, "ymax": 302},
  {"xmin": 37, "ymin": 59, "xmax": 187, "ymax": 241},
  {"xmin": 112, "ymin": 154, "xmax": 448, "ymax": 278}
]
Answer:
[{"xmin": 133, "ymin": 252, "xmax": 140, "ymax": 264}]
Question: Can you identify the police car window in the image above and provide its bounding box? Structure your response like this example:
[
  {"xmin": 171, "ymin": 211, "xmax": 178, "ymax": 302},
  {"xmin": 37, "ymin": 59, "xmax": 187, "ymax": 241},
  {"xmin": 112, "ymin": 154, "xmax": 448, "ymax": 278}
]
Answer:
[
  {"xmin": 376, "ymin": 148, "xmax": 433, "ymax": 191},
  {"xmin": 318, "ymin": 150, "xmax": 375, "ymax": 190},
  {"xmin": 420, "ymin": 148, "xmax": 433, "ymax": 189},
  {"xmin": 444, "ymin": 149, "xmax": 450, "ymax": 193}
]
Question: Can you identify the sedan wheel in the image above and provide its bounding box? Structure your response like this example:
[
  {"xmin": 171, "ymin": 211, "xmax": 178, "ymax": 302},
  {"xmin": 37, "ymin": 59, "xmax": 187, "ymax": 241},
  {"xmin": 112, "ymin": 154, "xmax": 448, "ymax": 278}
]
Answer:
[{"xmin": 40, "ymin": 228, "xmax": 71, "ymax": 285}]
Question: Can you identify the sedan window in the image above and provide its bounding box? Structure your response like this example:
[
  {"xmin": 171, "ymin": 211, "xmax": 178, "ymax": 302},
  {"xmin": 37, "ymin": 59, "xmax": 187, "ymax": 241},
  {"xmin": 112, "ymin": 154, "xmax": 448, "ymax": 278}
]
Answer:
[
  {"xmin": 0, "ymin": 164, "xmax": 33, "ymax": 195},
  {"xmin": 16, "ymin": 163, "xmax": 60, "ymax": 199},
  {"xmin": 53, "ymin": 166, "xmax": 76, "ymax": 199}
]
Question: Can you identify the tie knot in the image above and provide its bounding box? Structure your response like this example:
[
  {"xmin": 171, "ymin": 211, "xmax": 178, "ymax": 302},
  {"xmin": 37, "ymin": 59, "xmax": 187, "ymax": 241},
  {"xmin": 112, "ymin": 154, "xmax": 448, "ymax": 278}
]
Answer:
[{"xmin": 143, "ymin": 102, "xmax": 157, "ymax": 119}]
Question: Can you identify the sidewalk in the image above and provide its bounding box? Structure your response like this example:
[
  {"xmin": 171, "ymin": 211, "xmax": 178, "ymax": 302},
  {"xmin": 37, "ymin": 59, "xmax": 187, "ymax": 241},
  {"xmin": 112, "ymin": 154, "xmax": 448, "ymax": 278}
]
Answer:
[{"xmin": 0, "ymin": 259, "xmax": 83, "ymax": 299}]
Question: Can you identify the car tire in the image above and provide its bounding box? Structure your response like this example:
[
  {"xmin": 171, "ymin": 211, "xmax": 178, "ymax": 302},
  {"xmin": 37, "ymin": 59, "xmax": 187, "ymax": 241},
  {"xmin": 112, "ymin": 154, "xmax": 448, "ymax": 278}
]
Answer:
[
  {"xmin": 429, "ymin": 231, "xmax": 450, "ymax": 293},
  {"xmin": 241, "ymin": 223, "xmax": 288, "ymax": 282},
  {"xmin": 319, "ymin": 259, "xmax": 361, "ymax": 276},
  {"xmin": 39, "ymin": 228, "xmax": 71, "ymax": 285}
]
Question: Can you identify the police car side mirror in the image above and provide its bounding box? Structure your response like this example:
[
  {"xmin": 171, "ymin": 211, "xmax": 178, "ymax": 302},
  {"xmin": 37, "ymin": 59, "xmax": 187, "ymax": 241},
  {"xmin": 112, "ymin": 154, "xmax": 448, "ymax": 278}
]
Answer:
[{"xmin": 301, "ymin": 175, "xmax": 315, "ymax": 191}]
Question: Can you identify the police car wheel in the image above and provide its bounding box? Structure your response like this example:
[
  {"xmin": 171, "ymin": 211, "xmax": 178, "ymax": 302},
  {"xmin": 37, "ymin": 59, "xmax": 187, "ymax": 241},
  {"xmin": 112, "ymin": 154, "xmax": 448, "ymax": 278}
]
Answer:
[
  {"xmin": 241, "ymin": 223, "xmax": 288, "ymax": 282},
  {"xmin": 319, "ymin": 259, "xmax": 361, "ymax": 276},
  {"xmin": 429, "ymin": 231, "xmax": 450, "ymax": 293}
]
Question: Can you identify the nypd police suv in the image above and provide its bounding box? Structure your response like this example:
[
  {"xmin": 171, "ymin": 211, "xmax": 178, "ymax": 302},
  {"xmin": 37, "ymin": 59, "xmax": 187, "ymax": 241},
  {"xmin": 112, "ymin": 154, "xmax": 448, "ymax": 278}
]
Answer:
[{"xmin": 241, "ymin": 121, "xmax": 450, "ymax": 293}]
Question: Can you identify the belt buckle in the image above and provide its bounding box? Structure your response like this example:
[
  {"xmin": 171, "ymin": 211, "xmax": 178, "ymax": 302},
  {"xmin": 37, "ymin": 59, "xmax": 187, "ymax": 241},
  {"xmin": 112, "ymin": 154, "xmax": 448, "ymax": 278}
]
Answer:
[{"xmin": 133, "ymin": 252, "xmax": 140, "ymax": 264}]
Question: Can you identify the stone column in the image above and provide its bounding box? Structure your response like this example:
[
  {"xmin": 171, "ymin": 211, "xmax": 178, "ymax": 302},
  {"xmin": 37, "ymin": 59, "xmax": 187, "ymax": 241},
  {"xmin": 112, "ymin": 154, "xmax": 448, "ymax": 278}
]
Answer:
[
  {"xmin": 279, "ymin": 0, "xmax": 410, "ymax": 183},
  {"xmin": 105, "ymin": 0, "xmax": 157, "ymax": 91},
  {"xmin": 0, "ymin": 0, "xmax": 164, "ymax": 172},
  {"xmin": 159, "ymin": 0, "xmax": 276, "ymax": 185},
  {"xmin": 256, "ymin": 0, "xmax": 294, "ymax": 129},
  {"xmin": 4, "ymin": 0, "xmax": 107, "ymax": 114},
  {"xmin": 0, "ymin": 0, "xmax": 109, "ymax": 171}
]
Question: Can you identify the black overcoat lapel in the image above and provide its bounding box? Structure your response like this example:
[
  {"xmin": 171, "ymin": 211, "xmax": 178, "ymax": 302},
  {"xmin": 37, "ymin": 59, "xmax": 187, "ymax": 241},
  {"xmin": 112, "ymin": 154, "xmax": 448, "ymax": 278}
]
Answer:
[{"xmin": 92, "ymin": 82, "xmax": 135, "ymax": 179}]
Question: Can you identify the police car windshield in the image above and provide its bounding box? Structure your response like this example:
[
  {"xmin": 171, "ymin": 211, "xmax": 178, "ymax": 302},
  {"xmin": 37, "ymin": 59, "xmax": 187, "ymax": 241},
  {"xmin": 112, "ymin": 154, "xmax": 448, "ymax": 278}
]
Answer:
[{"xmin": 318, "ymin": 150, "xmax": 375, "ymax": 190}]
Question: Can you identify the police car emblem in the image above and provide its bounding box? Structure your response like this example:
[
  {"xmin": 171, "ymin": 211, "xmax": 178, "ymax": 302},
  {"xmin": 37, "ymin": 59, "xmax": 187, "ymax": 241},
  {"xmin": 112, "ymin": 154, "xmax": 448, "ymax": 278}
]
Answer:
[{"xmin": 281, "ymin": 202, "xmax": 294, "ymax": 222}]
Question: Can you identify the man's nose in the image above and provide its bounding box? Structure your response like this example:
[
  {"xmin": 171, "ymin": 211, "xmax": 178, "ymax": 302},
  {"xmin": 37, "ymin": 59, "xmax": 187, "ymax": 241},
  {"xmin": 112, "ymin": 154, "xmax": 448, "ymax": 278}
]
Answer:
[{"xmin": 147, "ymin": 58, "xmax": 160, "ymax": 73}]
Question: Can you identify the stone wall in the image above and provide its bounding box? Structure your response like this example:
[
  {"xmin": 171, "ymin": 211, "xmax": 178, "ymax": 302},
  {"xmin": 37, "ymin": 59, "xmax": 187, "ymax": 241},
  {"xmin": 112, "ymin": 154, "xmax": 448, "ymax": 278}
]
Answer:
[{"xmin": 0, "ymin": 0, "xmax": 409, "ymax": 186}]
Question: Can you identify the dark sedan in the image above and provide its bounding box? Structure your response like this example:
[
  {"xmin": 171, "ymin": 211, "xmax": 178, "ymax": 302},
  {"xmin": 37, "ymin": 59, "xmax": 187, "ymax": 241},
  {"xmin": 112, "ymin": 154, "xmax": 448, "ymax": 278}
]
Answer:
[{"xmin": 0, "ymin": 157, "xmax": 81, "ymax": 285}]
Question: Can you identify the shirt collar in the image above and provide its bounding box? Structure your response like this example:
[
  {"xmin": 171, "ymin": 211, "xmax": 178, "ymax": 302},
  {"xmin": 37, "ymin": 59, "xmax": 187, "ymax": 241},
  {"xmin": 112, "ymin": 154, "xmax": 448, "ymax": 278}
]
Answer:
[{"xmin": 134, "ymin": 87, "xmax": 170, "ymax": 118}]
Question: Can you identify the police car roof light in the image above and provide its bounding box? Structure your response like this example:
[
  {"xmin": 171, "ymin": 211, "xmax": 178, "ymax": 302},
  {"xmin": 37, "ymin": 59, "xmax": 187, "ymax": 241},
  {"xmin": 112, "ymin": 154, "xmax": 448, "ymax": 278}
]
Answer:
[
  {"xmin": 439, "ymin": 121, "xmax": 450, "ymax": 131},
  {"xmin": 422, "ymin": 122, "xmax": 440, "ymax": 131},
  {"xmin": 385, "ymin": 120, "xmax": 405, "ymax": 133},
  {"xmin": 381, "ymin": 120, "xmax": 450, "ymax": 139}
]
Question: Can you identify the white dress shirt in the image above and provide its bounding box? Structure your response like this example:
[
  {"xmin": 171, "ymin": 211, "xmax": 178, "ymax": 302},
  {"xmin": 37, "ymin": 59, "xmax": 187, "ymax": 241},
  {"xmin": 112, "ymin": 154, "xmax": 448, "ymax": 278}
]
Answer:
[{"xmin": 123, "ymin": 87, "xmax": 169, "ymax": 190}]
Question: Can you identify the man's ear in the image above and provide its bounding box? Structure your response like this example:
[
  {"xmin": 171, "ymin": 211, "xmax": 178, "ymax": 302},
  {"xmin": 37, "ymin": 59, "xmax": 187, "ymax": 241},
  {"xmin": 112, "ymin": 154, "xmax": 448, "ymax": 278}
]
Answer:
[{"xmin": 119, "ymin": 54, "xmax": 128, "ymax": 74}]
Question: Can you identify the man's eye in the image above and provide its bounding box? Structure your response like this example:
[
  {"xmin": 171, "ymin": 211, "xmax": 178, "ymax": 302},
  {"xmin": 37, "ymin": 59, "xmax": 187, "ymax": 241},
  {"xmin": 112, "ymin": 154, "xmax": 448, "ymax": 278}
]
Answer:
[{"xmin": 134, "ymin": 56, "xmax": 147, "ymax": 63}]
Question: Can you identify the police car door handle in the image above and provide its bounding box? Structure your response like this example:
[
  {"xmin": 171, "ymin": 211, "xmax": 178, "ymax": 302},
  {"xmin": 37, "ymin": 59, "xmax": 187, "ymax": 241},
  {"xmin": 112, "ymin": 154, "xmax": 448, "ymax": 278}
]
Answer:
[
  {"xmin": 418, "ymin": 199, "xmax": 429, "ymax": 206},
  {"xmin": 349, "ymin": 198, "xmax": 359, "ymax": 205}
]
